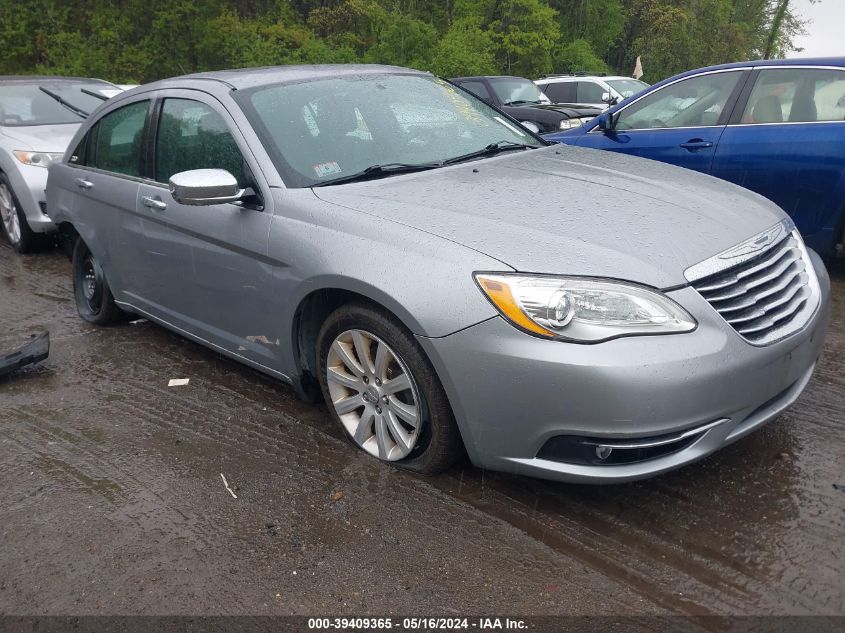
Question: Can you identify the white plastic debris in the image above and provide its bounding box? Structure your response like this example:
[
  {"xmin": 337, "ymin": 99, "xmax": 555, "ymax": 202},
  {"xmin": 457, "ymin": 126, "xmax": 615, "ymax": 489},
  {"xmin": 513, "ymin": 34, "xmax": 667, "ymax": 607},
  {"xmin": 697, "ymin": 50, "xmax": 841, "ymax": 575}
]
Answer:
[
  {"xmin": 220, "ymin": 473, "xmax": 238, "ymax": 499},
  {"xmin": 168, "ymin": 378, "xmax": 190, "ymax": 387}
]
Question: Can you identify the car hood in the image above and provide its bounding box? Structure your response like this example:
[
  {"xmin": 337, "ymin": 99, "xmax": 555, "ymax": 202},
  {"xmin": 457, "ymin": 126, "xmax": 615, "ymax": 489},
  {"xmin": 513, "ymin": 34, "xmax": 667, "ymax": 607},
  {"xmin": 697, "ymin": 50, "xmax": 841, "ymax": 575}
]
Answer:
[
  {"xmin": 312, "ymin": 145, "xmax": 785, "ymax": 288},
  {"xmin": 0, "ymin": 124, "xmax": 80, "ymax": 152}
]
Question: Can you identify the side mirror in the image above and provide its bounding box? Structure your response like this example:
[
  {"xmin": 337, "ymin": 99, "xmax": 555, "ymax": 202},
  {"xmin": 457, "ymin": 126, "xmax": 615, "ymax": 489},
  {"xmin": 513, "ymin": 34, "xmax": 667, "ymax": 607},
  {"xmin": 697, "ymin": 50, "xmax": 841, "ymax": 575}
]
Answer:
[
  {"xmin": 520, "ymin": 121, "xmax": 541, "ymax": 134},
  {"xmin": 601, "ymin": 92, "xmax": 619, "ymax": 107},
  {"xmin": 169, "ymin": 169, "xmax": 244, "ymax": 206},
  {"xmin": 596, "ymin": 112, "xmax": 614, "ymax": 132}
]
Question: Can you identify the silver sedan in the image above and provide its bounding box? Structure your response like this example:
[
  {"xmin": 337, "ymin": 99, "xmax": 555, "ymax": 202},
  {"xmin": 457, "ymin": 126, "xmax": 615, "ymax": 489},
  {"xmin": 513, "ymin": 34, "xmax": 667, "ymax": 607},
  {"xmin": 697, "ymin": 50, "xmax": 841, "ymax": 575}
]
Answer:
[
  {"xmin": 0, "ymin": 76, "xmax": 120, "ymax": 252},
  {"xmin": 46, "ymin": 65, "xmax": 830, "ymax": 483}
]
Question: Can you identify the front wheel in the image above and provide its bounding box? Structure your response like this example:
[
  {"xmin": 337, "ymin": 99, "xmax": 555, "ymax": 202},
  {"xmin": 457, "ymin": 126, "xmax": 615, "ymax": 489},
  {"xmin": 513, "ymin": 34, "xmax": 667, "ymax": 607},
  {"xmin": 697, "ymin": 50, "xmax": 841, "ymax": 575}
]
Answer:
[
  {"xmin": 0, "ymin": 174, "xmax": 38, "ymax": 253},
  {"xmin": 72, "ymin": 238, "xmax": 126, "ymax": 325},
  {"xmin": 316, "ymin": 302, "xmax": 464, "ymax": 474}
]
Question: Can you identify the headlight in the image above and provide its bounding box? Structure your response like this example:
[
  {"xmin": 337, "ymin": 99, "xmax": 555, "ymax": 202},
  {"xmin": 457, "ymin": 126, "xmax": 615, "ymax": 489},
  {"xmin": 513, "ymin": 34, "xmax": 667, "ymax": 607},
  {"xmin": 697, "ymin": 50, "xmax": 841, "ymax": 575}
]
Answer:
[
  {"xmin": 559, "ymin": 118, "xmax": 575, "ymax": 130},
  {"xmin": 475, "ymin": 274, "xmax": 696, "ymax": 342},
  {"xmin": 13, "ymin": 151, "xmax": 64, "ymax": 168}
]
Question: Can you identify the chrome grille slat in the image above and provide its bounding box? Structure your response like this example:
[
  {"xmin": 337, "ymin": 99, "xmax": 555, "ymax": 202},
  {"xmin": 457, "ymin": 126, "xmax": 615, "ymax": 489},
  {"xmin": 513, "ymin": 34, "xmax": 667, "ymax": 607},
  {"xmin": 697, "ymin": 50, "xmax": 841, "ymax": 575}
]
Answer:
[
  {"xmin": 725, "ymin": 281, "xmax": 805, "ymax": 326},
  {"xmin": 691, "ymin": 232, "xmax": 818, "ymax": 345}
]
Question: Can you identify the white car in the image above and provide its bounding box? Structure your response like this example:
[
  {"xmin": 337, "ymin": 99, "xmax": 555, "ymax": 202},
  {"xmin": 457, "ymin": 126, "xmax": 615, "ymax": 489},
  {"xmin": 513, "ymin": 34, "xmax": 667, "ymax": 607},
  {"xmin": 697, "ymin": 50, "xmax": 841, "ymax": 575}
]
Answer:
[
  {"xmin": 535, "ymin": 75, "xmax": 649, "ymax": 110},
  {"xmin": 0, "ymin": 76, "xmax": 118, "ymax": 252}
]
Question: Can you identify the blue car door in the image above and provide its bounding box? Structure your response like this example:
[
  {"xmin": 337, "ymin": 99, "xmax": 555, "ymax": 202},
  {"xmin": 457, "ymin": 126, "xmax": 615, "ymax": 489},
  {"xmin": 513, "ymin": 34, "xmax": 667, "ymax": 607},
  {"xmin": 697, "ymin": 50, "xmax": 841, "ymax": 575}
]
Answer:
[
  {"xmin": 574, "ymin": 69, "xmax": 749, "ymax": 175},
  {"xmin": 711, "ymin": 66, "xmax": 845, "ymax": 257}
]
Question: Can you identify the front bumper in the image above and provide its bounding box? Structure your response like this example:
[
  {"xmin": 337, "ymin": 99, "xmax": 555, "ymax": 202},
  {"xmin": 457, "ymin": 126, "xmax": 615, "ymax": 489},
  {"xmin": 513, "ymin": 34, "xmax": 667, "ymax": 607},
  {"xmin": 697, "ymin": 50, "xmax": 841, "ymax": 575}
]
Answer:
[
  {"xmin": 6, "ymin": 162, "xmax": 54, "ymax": 233},
  {"xmin": 418, "ymin": 254, "xmax": 831, "ymax": 484}
]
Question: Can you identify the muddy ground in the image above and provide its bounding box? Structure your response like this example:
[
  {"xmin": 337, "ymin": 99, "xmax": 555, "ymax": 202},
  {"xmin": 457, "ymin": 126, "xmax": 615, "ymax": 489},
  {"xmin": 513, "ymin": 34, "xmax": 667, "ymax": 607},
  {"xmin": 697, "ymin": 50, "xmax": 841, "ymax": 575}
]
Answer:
[{"xmin": 1, "ymin": 242, "xmax": 843, "ymax": 617}]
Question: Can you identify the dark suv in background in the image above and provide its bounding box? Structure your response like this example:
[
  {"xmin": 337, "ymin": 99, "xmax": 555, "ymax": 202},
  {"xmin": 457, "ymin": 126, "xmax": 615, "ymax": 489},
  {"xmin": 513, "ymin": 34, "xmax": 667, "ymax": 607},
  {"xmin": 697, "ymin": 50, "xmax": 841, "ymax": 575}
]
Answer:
[{"xmin": 450, "ymin": 75, "xmax": 600, "ymax": 133}]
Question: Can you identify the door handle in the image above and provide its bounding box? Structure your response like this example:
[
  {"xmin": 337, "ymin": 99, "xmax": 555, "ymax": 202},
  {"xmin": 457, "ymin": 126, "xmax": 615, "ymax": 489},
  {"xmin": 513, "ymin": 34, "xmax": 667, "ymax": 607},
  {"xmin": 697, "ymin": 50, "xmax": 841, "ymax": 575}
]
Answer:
[
  {"xmin": 74, "ymin": 177, "xmax": 94, "ymax": 190},
  {"xmin": 680, "ymin": 139, "xmax": 714, "ymax": 151},
  {"xmin": 141, "ymin": 196, "xmax": 167, "ymax": 211}
]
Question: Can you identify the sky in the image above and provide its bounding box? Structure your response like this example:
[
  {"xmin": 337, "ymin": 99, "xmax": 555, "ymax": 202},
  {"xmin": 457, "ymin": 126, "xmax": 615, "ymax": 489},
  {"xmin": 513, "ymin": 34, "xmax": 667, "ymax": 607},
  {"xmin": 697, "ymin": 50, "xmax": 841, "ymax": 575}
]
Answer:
[{"xmin": 788, "ymin": 0, "xmax": 844, "ymax": 58}]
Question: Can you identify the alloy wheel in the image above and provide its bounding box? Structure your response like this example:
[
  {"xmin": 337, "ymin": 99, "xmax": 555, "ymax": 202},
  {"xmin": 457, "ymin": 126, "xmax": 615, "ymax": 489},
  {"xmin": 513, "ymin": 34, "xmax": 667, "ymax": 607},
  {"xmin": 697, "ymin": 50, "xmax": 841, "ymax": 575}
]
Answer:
[
  {"xmin": 326, "ymin": 329, "xmax": 422, "ymax": 461},
  {"xmin": 0, "ymin": 183, "xmax": 21, "ymax": 245}
]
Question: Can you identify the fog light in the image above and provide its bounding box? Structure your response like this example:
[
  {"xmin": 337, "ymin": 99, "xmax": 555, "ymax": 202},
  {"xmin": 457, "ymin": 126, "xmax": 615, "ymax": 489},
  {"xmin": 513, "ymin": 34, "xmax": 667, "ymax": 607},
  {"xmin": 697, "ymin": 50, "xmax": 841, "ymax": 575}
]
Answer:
[{"xmin": 595, "ymin": 446, "xmax": 613, "ymax": 460}]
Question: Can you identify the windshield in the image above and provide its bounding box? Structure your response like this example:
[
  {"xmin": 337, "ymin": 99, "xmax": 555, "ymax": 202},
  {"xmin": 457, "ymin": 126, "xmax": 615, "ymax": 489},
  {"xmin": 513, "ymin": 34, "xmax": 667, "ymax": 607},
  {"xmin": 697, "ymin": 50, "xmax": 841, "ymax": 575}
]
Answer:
[
  {"xmin": 0, "ymin": 81, "xmax": 113, "ymax": 126},
  {"xmin": 488, "ymin": 77, "xmax": 550, "ymax": 105},
  {"xmin": 607, "ymin": 79, "xmax": 649, "ymax": 99},
  {"xmin": 239, "ymin": 74, "xmax": 541, "ymax": 188}
]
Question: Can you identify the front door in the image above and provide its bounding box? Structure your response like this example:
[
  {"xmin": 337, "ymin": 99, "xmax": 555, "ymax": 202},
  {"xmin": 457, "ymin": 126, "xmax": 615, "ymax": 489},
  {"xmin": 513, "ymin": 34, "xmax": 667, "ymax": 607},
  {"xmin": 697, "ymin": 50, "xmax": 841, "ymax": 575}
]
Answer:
[
  {"xmin": 135, "ymin": 92, "xmax": 282, "ymax": 370},
  {"xmin": 576, "ymin": 70, "xmax": 749, "ymax": 175}
]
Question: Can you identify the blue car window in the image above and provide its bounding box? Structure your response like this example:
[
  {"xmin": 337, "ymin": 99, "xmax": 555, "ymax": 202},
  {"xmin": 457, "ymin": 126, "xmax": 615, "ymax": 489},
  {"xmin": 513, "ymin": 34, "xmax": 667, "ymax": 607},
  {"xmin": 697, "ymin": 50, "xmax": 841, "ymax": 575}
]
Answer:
[
  {"xmin": 741, "ymin": 68, "xmax": 845, "ymax": 124},
  {"xmin": 615, "ymin": 71, "xmax": 742, "ymax": 130}
]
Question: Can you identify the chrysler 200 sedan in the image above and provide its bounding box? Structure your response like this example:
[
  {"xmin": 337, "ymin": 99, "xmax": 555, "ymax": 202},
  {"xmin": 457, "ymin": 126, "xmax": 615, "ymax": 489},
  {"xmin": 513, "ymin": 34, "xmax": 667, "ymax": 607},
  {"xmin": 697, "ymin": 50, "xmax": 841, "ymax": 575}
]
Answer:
[{"xmin": 46, "ymin": 65, "xmax": 831, "ymax": 483}]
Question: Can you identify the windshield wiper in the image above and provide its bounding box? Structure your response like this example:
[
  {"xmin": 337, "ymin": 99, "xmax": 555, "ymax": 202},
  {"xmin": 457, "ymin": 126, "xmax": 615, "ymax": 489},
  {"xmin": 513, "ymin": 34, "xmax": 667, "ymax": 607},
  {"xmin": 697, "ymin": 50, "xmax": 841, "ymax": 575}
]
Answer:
[
  {"xmin": 504, "ymin": 99, "xmax": 541, "ymax": 106},
  {"xmin": 39, "ymin": 86, "xmax": 90, "ymax": 119},
  {"xmin": 311, "ymin": 162, "xmax": 442, "ymax": 187},
  {"xmin": 442, "ymin": 140, "xmax": 539, "ymax": 166},
  {"xmin": 80, "ymin": 87, "xmax": 109, "ymax": 102}
]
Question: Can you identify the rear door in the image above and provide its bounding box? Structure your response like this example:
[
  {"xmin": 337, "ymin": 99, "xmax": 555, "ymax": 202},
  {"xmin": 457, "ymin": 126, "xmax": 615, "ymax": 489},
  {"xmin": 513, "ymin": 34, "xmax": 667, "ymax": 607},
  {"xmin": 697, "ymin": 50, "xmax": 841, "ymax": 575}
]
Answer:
[
  {"xmin": 135, "ymin": 91, "xmax": 281, "ymax": 368},
  {"xmin": 541, "ymin": 81, "xmax": 577, "ymax": 104},
  {"xmin": 575, "ymin": 69, "xmax": 749, "ymax": 174},
  {"xmin": 711, "ymin": 66, "xmax": 845, "ymax": 255},
  {"xmin": 64, "ymin": 97, "xmax": 153, "ymax": 300}
]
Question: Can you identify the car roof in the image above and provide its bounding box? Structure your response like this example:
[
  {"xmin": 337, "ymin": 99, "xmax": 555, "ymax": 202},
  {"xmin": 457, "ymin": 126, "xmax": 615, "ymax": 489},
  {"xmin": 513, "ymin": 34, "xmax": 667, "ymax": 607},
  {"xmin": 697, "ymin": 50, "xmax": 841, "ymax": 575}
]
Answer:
[
  {"xmin": 0, "ymin": 75, "xmax": 113, "ymax": 85},
  {"xmin": 156, "ymin": 64, "xmax": 428, "ymax": 90},
  {"xmin": 536, "ymin": 76, "xmax": 628, "ymax": 83},
  {"xmin": 451, "ymin": 76, "xmax": 531, "ymax": 82},
  {"xmin": 654, "ymin": 57, "xmax": 845, "ymax": 85}
]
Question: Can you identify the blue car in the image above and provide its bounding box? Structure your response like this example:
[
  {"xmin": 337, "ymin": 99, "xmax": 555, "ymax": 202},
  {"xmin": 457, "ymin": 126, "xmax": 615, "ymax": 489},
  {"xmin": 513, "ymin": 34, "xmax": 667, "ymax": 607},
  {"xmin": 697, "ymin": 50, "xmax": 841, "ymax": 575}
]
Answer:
[{"xmin": 546, "ymin": 58, "xmax": 845, "ymax": 259}]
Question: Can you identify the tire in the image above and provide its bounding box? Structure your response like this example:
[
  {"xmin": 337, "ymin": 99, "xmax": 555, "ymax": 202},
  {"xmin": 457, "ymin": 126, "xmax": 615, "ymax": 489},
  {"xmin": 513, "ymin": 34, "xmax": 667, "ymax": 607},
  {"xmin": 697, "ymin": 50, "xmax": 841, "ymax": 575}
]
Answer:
[
  {"xmin": 0, "ymin": 173, "xmax": 39, "ymax": 253},
  {"xmin": 316, "ymin": 301, "xmax": 464, "ymax": 474},
  {"xmin": 72, "ymin": 237, "xmax": 126, "ymax": 325}
]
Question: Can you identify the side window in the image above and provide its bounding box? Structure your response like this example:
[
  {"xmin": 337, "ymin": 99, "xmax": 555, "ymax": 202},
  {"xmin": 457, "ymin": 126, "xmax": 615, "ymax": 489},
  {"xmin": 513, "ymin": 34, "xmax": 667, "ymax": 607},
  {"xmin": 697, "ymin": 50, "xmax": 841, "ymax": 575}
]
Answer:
[
  {"xmin": 459, "ymin": 81, "xmax": 492, "ymax": 102},
  {"xmin": 543, "ymin": 82, "xmax": 576, "ymax": 103},
  {"xmin": 87, "ymin": 100, "xmax": 149, "ymax": 176},
  {"xmin": 741, "ymin": 68, "xmax": 845, "ymax": 124},
  {"xmin": 155, "ymin": 98, "xmax": 247, "ymax": 186},
  {"xmin": 615, "ymin": 71, "xmax": 742, "ymax": 131},
  {"xmin": 577, "ymin": 81, "xmax": 606, "ymax": 103}
]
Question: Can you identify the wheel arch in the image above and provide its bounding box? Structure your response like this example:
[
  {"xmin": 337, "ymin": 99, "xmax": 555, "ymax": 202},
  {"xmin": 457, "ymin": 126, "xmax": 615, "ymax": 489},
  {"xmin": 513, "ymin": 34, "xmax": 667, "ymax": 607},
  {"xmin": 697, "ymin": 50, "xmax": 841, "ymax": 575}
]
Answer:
[{"xmin": 290, "ymin": 281, "xmax": 427, "ymax": 403}]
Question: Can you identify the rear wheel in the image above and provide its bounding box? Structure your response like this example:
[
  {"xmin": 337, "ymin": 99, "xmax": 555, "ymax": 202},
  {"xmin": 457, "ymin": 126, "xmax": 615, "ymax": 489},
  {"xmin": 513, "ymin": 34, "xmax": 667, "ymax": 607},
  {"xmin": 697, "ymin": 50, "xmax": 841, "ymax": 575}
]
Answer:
[
  {"xmin": 316, "ymin": 302, "xmax": 464, "ymax": 474},
  {"xmin": 72, "ymin": 238, "xmax": 125, "ymax": 325},
  {"xmin": 0, "ymin": 174, "xmax": 38, "ymax": 253}
]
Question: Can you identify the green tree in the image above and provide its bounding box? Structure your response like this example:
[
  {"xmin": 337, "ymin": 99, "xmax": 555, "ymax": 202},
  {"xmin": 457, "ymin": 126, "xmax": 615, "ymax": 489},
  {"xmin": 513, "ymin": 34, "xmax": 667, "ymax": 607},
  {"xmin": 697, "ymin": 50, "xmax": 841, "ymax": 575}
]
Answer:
[
  {"xmin": 487, "ymin": 0, "xmax": 560, "ymax": 76},
  {"xmin": 429, "ymin": 17, "xmax": 497, "ymax": 77}
]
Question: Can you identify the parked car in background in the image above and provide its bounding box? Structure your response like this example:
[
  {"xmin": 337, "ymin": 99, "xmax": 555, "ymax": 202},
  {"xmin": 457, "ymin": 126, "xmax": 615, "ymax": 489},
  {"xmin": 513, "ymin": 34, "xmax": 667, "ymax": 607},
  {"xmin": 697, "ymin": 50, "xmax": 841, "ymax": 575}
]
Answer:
[
  {"xmin": 450, "ymin": 75, "xmax": 601, "ymax": 133},
  {"xmin": 0, "ymin": 76, "xmax": 119, "ymax": 252},
  {"xmin": 47, "ymin": 64, "xmax": 829, "ymax": 484},
  {"xmin": 535, "ymin": 74, "xmax": 649, "ymax": 110},
  {"xmin": 546, "ymin": 58, "xmax": 845, "ymax": 259}
]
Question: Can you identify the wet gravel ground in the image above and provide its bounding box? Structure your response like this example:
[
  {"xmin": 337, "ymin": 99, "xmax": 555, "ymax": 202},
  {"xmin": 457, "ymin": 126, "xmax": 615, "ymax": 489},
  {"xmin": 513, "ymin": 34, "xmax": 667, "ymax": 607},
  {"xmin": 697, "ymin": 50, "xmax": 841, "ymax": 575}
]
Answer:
[{"xmin": 1, "ymin": 242, "xmax": 843, "ymax": 617}]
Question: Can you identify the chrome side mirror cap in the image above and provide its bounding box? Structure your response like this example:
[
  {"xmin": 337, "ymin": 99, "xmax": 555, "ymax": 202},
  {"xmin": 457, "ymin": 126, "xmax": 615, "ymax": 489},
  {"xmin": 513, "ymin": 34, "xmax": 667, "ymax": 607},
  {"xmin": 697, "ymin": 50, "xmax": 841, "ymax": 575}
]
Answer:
[{"xmin": 169, "ymin": 169, "xmax": 244, "ymax": 206}]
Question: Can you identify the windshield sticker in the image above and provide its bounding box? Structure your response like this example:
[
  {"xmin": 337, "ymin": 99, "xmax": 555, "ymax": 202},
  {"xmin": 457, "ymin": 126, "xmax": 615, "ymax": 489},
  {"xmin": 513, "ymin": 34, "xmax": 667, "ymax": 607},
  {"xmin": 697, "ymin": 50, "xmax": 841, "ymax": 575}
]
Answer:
[
  {"xmin": 313, "ymin": 161, "xmax": 342, "ymax": 178},
  {"xmin": 493, "ymin": 116, "xmax": 526, "ymax": 136}
]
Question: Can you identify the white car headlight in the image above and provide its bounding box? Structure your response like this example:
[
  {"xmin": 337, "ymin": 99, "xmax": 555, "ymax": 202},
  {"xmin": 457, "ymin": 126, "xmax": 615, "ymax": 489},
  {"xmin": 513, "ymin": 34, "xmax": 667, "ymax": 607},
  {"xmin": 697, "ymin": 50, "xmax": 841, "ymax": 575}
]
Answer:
[
  {"xmin": 559, "ymin": 118, "xmax": 575, "ymax": 130},
  {"xmin": 13, "ymin": 150, "xmax": 64, "ymax": 168},
  {"xmin": 475, "ymin": 274, "xmax": 696, "ymax": 342}
]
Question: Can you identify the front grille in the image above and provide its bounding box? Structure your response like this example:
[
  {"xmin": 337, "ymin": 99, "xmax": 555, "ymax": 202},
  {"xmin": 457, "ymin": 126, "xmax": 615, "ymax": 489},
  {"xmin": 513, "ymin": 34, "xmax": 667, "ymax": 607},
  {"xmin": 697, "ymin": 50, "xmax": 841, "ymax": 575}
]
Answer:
[{"xmin": 691, "ymin": 232, "xmax": 815, "ymax": 345}]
